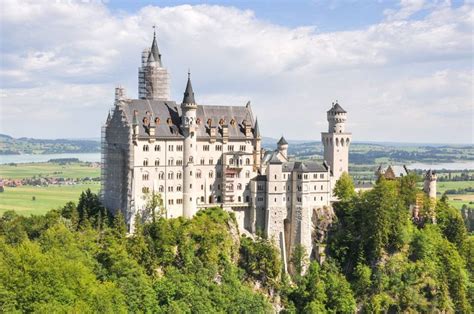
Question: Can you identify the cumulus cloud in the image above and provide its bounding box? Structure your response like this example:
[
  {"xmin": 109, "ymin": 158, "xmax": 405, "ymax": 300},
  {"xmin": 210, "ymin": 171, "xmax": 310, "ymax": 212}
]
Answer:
[{"xmin": 0, "ymin": 0, "xmax": 472, "ymax": 143}]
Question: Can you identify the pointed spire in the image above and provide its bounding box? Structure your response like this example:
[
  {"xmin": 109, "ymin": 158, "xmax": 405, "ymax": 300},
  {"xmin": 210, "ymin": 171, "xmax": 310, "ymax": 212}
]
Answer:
[
  {"xmin": 254, "ymin": 117, "xmax": 261, "ymax": 138},
  {"xmin": 277, "ymin": 136, "xmax": 288, "ymax": 145},
  {"xmin": 148, "ymin": 26, "xmax": 162, "ymax": 66},
  {"xmin": 182, "ymin": 70, "xmax": 196, "ymax": 104}
]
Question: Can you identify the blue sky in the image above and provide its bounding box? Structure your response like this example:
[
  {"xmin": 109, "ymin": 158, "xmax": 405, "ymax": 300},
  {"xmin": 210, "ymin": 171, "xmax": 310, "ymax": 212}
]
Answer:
[{"xmin": 0, "ymin": 0, "xmax": 472, "ymax": 143}]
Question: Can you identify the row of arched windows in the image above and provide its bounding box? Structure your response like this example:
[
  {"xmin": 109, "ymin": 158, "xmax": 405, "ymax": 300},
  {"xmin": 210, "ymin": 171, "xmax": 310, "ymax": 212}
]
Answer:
[{"xmin": 324, "ymin": 137, "xmax": 350, "ymax": 147}]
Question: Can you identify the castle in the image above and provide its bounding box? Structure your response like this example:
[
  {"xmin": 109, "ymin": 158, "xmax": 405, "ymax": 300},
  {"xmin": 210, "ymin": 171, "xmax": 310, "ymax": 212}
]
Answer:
[{"xmin": 101, "ymin": 31, "xmax": 351, "ymax": 269}]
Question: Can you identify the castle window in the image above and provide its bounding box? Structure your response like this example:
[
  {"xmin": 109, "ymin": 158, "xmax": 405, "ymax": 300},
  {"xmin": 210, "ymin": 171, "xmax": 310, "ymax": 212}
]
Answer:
[
  {"xmin": 228, "ymin": 145, "xmax": 234, "ymax": 151},
  {"xmin": 217, "ymin": 196, "xmax": 221, "ymax": 202},
  {"xmin": 201, "ymin": 196, "xmax": 205, "ymax": 203},
  {"xmin": 246, "ymin": 196, "xmax": 250, "ymax": 202},
  {"xmin": 200, "ymin": 158, "xmax": 205, "ymax": 165},
  {"xmin": 219, "ymin": 118, "xmax": 225, "ymax": 125},
  {"xmin": 201, "ymin": 185, "xmax": 204, "ymax": 190},
  {"xmin": 176, "ymin": 160, "xmax": 183, "ymax": 166},
  {"xmin": 217, "ymin": 184, "xmax": 221, "ymax": 190},
  {"xmin": 142, "ymin": 173, "xmax": 149, "ymax": 181},
  {"xmin": 341, "ymin": 139, "xmax": 345, "ymax": 147},
  {"xmin": 314, "ymin": 186, "xmax": 317, "ymax": 190},
  {"xmin": 177, "ymin": 199, "xmax": 183, "ymax": 204},
  {"xmin": 238, "ymin": 196, "xmax": 242, "ymax": 202},
  {"xmin": 216, "ymin": 145, "xmax": 222, "ymax": 151},
  {"xmin": 168, "ymin": 172, "xmax": 174, "ymax": 180},
  {"xmin": 166, "ymin": 118, "xmax": 172, "ymax": 125},
  {"xmin": 168, "ymin": 186, "xmax": 173, "ymax": 192},
  {"xmin": 203, "ymin": 145, "xmax": 210, "ymax": 151},
  {"xmin": 240, "ymin": 145, "xmax": 246, "ymax": 151},
  {"xmin": 237, "ymin": 183, "xmax": 242, "ymax": 190},
  {"xmin": 142, "ymin": 187, "xmax": 149, "ymax": 193},
  {"xmin": 209, "ymin": 158, "xmax": 214, "ymax": 165},
  {"xmin": 320, "ymin": 174, "xmax": 324, "ymax": 179},
  {"xmin": 297, "ymin": 197, "xmax": 301, "ymax": 203},
  {"xmin": 155, "ymin": 117, "xmax": 160, "ymax": 125},
  {"xmin": 143, "ymin": 159, "xmax": 148, "ymax": 166},
  {"xmin": 143, "ymin": 117, "xmax": 149, "ymax": 125},
  {"xmin": 196, "ymin": 118, "xmax": 201, "ymax": 125},
  {"xmin": 168, "ymin": 158, "xmax": 174, "ymax": 166},
  {"xmin": 245, "ymin": 171, "xmax": 250, "ymax": 178},
  {"xmin": 257, "ymin": 184, "xmax": 263, "ymax": 191},
  {"xmin": 304, "ymin": 174, "xmax": 308, "ymax": 179},
  {"xmin": 177, "ymin": 185, "xmax": 182, "ymax": 192},
  {"xmin": 143, "ymin": 145, "xmax": 149, "ymax": 152},
  {"xmin": 168, "ymin": 199, "xmax": 174, "ymax": 205},
  {"xmin": 177, "ymin": 145, "xmax": 183, "ymax": 151},
  {"xmin": 336, "ymin": 138, "xmax": 339, "ymax": 147},
  {"xmin": 217, "ymin": 159, "xmax": 222, "ymax": 165},
  {"xmin": 155, "ymin": 159, "xmax": 160, "ymax": 166},
  {"xmin": 297, "ymin": 174, "xmax": 302, "ymax": 179},
  {"xmin": 217, "ymin": 171, "xmax": 222, "ymax": 178},
  {"xmin": 321, "ymin": 196, "xmax": 323, "ymax": 201},
  {"xmin": 230, "ymin": 119, "xmax": 236, "ymax": 126},
  {"xmin": 189, "ymin": 156, "xmax": 194, "ymax": 163},
  {"xmin": 346, "ymin": 138, "xmax": 350, "ymax": 145},
  {"xmin": 154, "ymin": 145, "xmax": 160, "ymax": 151},
  {"xmin": 209, "ymin": 171, "xmax": 214, "ymax": 179},
  {"xmin": 159, "ymin": 172, "xmax": 164, "ymax": 180},
  {"xmin": 168, "ymin": 145, "xmax": 174, "ymax": 151},
  {"xmin": 274, "ymin": 186, "xmax": 277, "ymax": 191},
  {"xmin": 159, "ymin": 185, "xmax": 164, "ymax": 192},
  {"xmin": 196, "ymin": 170, "xmax": 202, "ymax": 179},
  {"xmin": 209, "ymin": 185, "xmax": 212, "ymax": 190},
  {"xmin": 177, "ymin": 172, "xmax": 182, "ymax": 179},
  {"xmin": 207, "ymin": 118, "xmax": 212, "ymax": 126},
  {"xmin": 245, "ymin": 158, "xmax": 250, "ymax": 165}
]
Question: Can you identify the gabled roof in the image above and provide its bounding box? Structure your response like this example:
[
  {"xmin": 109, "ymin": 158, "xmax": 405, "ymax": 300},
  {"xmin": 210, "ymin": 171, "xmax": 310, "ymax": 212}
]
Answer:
[
  {"xmin": 282, "ymin": 161, "xmax": 328, "ymax": 173},
  {"xmin": 269, "ymin": 154, "xmax": 283, "ymax": 164},
  {"xmin": 277, "ymin": 136, "xmax": 288, "ymax": 145}
]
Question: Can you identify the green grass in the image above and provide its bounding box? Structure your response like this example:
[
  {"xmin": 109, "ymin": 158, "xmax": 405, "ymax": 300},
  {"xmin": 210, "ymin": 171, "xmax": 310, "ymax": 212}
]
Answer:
[
  {"xmin": 0, "ymin": 183, "xmax": 100, "ymax": 216},
  {"xmin": 436, "ymin": 181, "xmax": 474, "ymax": 194},
  {"xmin": 0, "ymin": 162, "xmax": 100, "ymax": 179}
]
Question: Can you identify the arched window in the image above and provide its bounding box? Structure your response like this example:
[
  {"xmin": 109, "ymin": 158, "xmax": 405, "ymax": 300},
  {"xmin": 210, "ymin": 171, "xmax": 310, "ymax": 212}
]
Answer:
[
  {"xmin": 159, "ymin": 185, "xmax": 164, "ymax": 192},
  {"xmin": 246, "ymin": 195, "xmax": 250, "ymax": 202},
  {"xmin": 196, "ymin": 170, "xmax": 202, "ymax": 179},
  {"xmin": 238, "ymin": 196, "xmax": 242, "ymax": 202},
  {"xmin": 142, "ymin": 172, "xmax": 149, "ymax": 181},
  {"xmin": 143, "ymin": 145, "xmax": 149, "ymax": 152},
  {"xmin": 168, "ymin": 158, "xmax": 174, "ymax": 166},
  {"xmin": 189, "ymin": 156, "xmax": 194, "ymax": 163},
  {"xmin": 245, "ymin": 171, "xmax": 250, "ymax": 178},
  {"xmin": 229, "ymin": 158, "xmax": 234, "ymax": 165},
  {"xmin": 200, "ymin": 196, "xmax": 204, "ymax": 203},
  {"xmin": 168, "ymin": 172, "xmax": 174, "ymax": 180},
  {"xmin": 158, "ymin": 171, "xmax": 164, "ymax": 180},
  {"xmin": 154, "ymin": 145, "xmax": 160, "ymax": 151},
  {"xmin": 142, "ymin": 187, "xmax": 149, "ymax": 193},
  {"xmin": 245, "ymin": 158, "xmax": 250, "ymax": 165},
  {"xmin": 154, "ymin": 159, "xmax": 160, "ymax": 166},
  {"xmin": 177, "ymin": 172, "xmax": 182, "ymax": 179},
  {"xmin": 143, "ymin": 159, "xmax": 148, "ymax": 166},
  {"xmin": 237, "ymin": 183, "xmax": 242, "ymax": 190},
  {"xmin": 336, "ymin": 138, "xmax": 339, "ymax": 147},
  {"xmin": 209, "ymin": 171, "xmax": 213, "ymax": 178},
  {"xmin": 346, "ymin": 138, "xmax": 350, "ymax": 146},
  {"xmin": 177, "ymin": 185, "xmax": 182, "ymax": 192}
]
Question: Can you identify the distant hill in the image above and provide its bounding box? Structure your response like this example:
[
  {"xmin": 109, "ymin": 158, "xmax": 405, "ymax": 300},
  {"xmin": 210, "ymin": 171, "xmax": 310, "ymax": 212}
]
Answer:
[{"xmin": 0, "ymin": 134, "xmax": 100, "ymax": 155}]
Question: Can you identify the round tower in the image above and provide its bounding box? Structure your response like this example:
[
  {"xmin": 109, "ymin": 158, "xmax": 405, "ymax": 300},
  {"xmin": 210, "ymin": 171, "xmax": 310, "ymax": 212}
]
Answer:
[
  {"xmin": 424, "ymin": 169, "xmax": 437, "ymax": 199},
  {"xmin": 321, "ymin": 101, "xmax": 351, "ymax": 184},
  {"xmin": 277, "ymin": 136, "xmax": 289, "ymax": 160},
  {"xmin": 181, "ymin": 71, "xmax": 198, "ymax": 218}
]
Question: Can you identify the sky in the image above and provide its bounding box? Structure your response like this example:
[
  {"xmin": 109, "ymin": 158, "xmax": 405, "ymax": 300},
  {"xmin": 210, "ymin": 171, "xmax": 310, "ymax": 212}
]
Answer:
[{"xmin": 0, "ymin": 0, "xmax": 472, "ymax": 143}]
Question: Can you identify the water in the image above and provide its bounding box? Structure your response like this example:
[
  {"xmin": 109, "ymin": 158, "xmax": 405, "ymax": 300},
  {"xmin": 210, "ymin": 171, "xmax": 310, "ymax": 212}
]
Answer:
[
  {"xmin": 406, "ymin": 161, "xmax": 474, "ymax": 171},
  {"xmin": 0, "ymin": 153, "xmax": 101, "ymax": 164}
]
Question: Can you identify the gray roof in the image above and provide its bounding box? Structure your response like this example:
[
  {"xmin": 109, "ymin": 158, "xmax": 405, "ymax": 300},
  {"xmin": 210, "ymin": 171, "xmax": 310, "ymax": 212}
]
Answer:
[
  {"xmin": 148, "ymin": 31, "xmax": 162, "ymax": 66},
  {"xmin": 269, "ymin": 154, "xmax": 283, "ymax": 164},
  {"xmin": 182, "ymin": 73, "xmax": 195, "ymax": 104},
  {"xmin": 254, "ymin": 118, "xmax": 261, "ymax": 138},
  {"xmin": 277, "ymin": 136, "xmax": 288, "ymax": 145},
  {"xmin": 328, "ymin": 102, "xmax": 346, "ymax": 113},
  {"xmin": 282, "ymin": 161, "xmax": 328, "ymax": 173},
  {"xmin": 119, "ymin": 99, "xmax": 254, "ymax": 140}
]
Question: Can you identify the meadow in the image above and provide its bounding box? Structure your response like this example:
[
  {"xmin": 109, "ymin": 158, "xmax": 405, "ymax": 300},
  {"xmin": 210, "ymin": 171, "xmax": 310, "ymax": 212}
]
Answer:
[{"xmin": 0, "ymin": 183, "xmax": 100, "ymax": 216}]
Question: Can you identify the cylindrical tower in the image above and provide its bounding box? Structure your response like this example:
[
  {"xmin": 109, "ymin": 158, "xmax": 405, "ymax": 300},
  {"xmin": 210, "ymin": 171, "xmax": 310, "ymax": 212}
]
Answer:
[
  {"xmin": 277, "ymin": 136, "xmax": 289, "ymax": 160},
  {"xmin": 327, "ymin": 102, "xmax": 347, "ymax": 133},
  {"xmin": 181, "ymin": 72, "xmax": 198, "ymax": 218},
  {"xmin": 424, "ymin": 170, "xmax": 437, "ymax": 199}
]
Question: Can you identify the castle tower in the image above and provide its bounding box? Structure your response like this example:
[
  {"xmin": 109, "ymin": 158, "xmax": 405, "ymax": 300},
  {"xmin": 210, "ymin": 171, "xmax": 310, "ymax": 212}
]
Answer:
[
  {"xmin": 253, "ymin": 118, "xmax": 262, "ymax": 171},
  {"xmin": 277, "ymin": 136, "xmax": 289, "ymax": 160},
  {"xmin": 321, "ymin": 101, "xmax": 352, "ymax": 183},
  {"xmin": 423, "ymin": 169, "xmax": 437, "ymax": 199},
  {"xmin": 138, "ymin": 29, "xmax": 170, "ymax": 100},
  {"xmin": 181, "ymin": 72, "xmax": 198, "ymax": 218}
]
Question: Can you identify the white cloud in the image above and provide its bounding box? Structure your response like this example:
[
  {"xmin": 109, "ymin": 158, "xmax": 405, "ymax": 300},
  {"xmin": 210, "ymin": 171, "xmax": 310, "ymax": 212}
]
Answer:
[{"xmin": 0, "ymin": 0, "xmax": 472, "ymax": 143}]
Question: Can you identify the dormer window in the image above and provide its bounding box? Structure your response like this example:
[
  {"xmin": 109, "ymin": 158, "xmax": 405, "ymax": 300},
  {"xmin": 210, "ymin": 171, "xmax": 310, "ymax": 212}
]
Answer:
[
  {"xmin": 219, "ymin": 118, "xmax": 225, "ymax": 126},
  {"xmin": 230, "ymin": 119, "xmax": 236, "ymax": 126},
  {"xmin": 207, "ymin": 119, "xmax": 212, "ymax": 126},
  {"xmin": 143, "ymin": 117, "xmax": 149, "ymax": 125},
  {"xmin": 155, "ymin": 117, "xmax": 160, "ymax": 125}
]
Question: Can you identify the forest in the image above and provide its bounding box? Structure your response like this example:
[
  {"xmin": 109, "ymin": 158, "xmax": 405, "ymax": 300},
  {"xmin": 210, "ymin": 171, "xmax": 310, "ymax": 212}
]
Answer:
[{"xmin": 0, "ymin": 174, "xmax": 473, "ymax": 313}]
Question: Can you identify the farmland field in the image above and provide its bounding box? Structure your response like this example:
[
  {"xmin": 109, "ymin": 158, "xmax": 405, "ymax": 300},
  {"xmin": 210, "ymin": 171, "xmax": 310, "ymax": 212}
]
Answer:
[
  {"xmin": 0, "ymin": 162, "xmax": 100, "ymax": 179},
  {"xmin": 0, "ymin": 182, "xmax": 100, "ymax": 216}
]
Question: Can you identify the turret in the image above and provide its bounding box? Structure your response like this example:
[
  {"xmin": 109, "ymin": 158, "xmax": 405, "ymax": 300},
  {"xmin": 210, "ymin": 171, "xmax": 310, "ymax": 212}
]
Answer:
[
  {"xmin": 423, "ymin": 169, "xmax": 437, "ymax": 199},
  {"xmin": 321, "ymin": 101, "xmax": 351, "ymax": 185},
  {"xmin": 277, "ymin": 136, "xmax": 289, "ymax": 160},
  {"xmin": 253, "ymin": 117, "xmax": 262, "ymax": 171},
  {"xmin": 181, "ymin": 71, "xmax": 198, "ymax": 218},
  {"xmin": 138, "ymin": 28, "xmax": 170, "ymax": 100}
]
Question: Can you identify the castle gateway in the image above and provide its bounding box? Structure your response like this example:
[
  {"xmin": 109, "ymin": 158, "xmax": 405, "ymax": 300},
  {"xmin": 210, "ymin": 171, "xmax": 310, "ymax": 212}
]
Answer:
[{"xmin": 101, "ymin": 31, "xmax": 351, "ymax": 268}]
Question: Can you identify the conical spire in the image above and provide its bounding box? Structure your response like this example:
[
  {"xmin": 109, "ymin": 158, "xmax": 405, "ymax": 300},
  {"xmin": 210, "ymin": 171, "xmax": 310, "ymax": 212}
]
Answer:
[
  {"xmin": 147, "ymin": 27, "xmax": 162, "ymax": 66},
  {"xmin": 182, "ymin": 70, "xmax": 196, "ymax": 104},
  {"xmin": 277, "ymin": 136, "xmax": 288, "ymax": 145},
  {"xmin": 254, "ymin": 117, "xmax": 261, "ymax": 138}
]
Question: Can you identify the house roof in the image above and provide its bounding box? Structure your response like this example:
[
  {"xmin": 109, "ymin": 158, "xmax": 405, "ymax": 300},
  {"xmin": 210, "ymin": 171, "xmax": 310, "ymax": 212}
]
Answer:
[{"xmin": 328, "ymin": 102, "xmax": 346, "ymax": 114}]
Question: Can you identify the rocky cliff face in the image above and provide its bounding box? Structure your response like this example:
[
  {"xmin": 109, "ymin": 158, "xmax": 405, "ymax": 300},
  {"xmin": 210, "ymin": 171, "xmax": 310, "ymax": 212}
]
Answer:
[{"xmin": 312, "ymin": 205, "xmax": 335, "ymax": 263}]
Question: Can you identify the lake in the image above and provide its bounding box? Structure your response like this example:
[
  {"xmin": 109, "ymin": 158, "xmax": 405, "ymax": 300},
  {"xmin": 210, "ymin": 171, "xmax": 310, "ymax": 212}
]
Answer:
[{"xmin": 0, "ymin": 153, "xmax": 101, "ymax": 164}]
